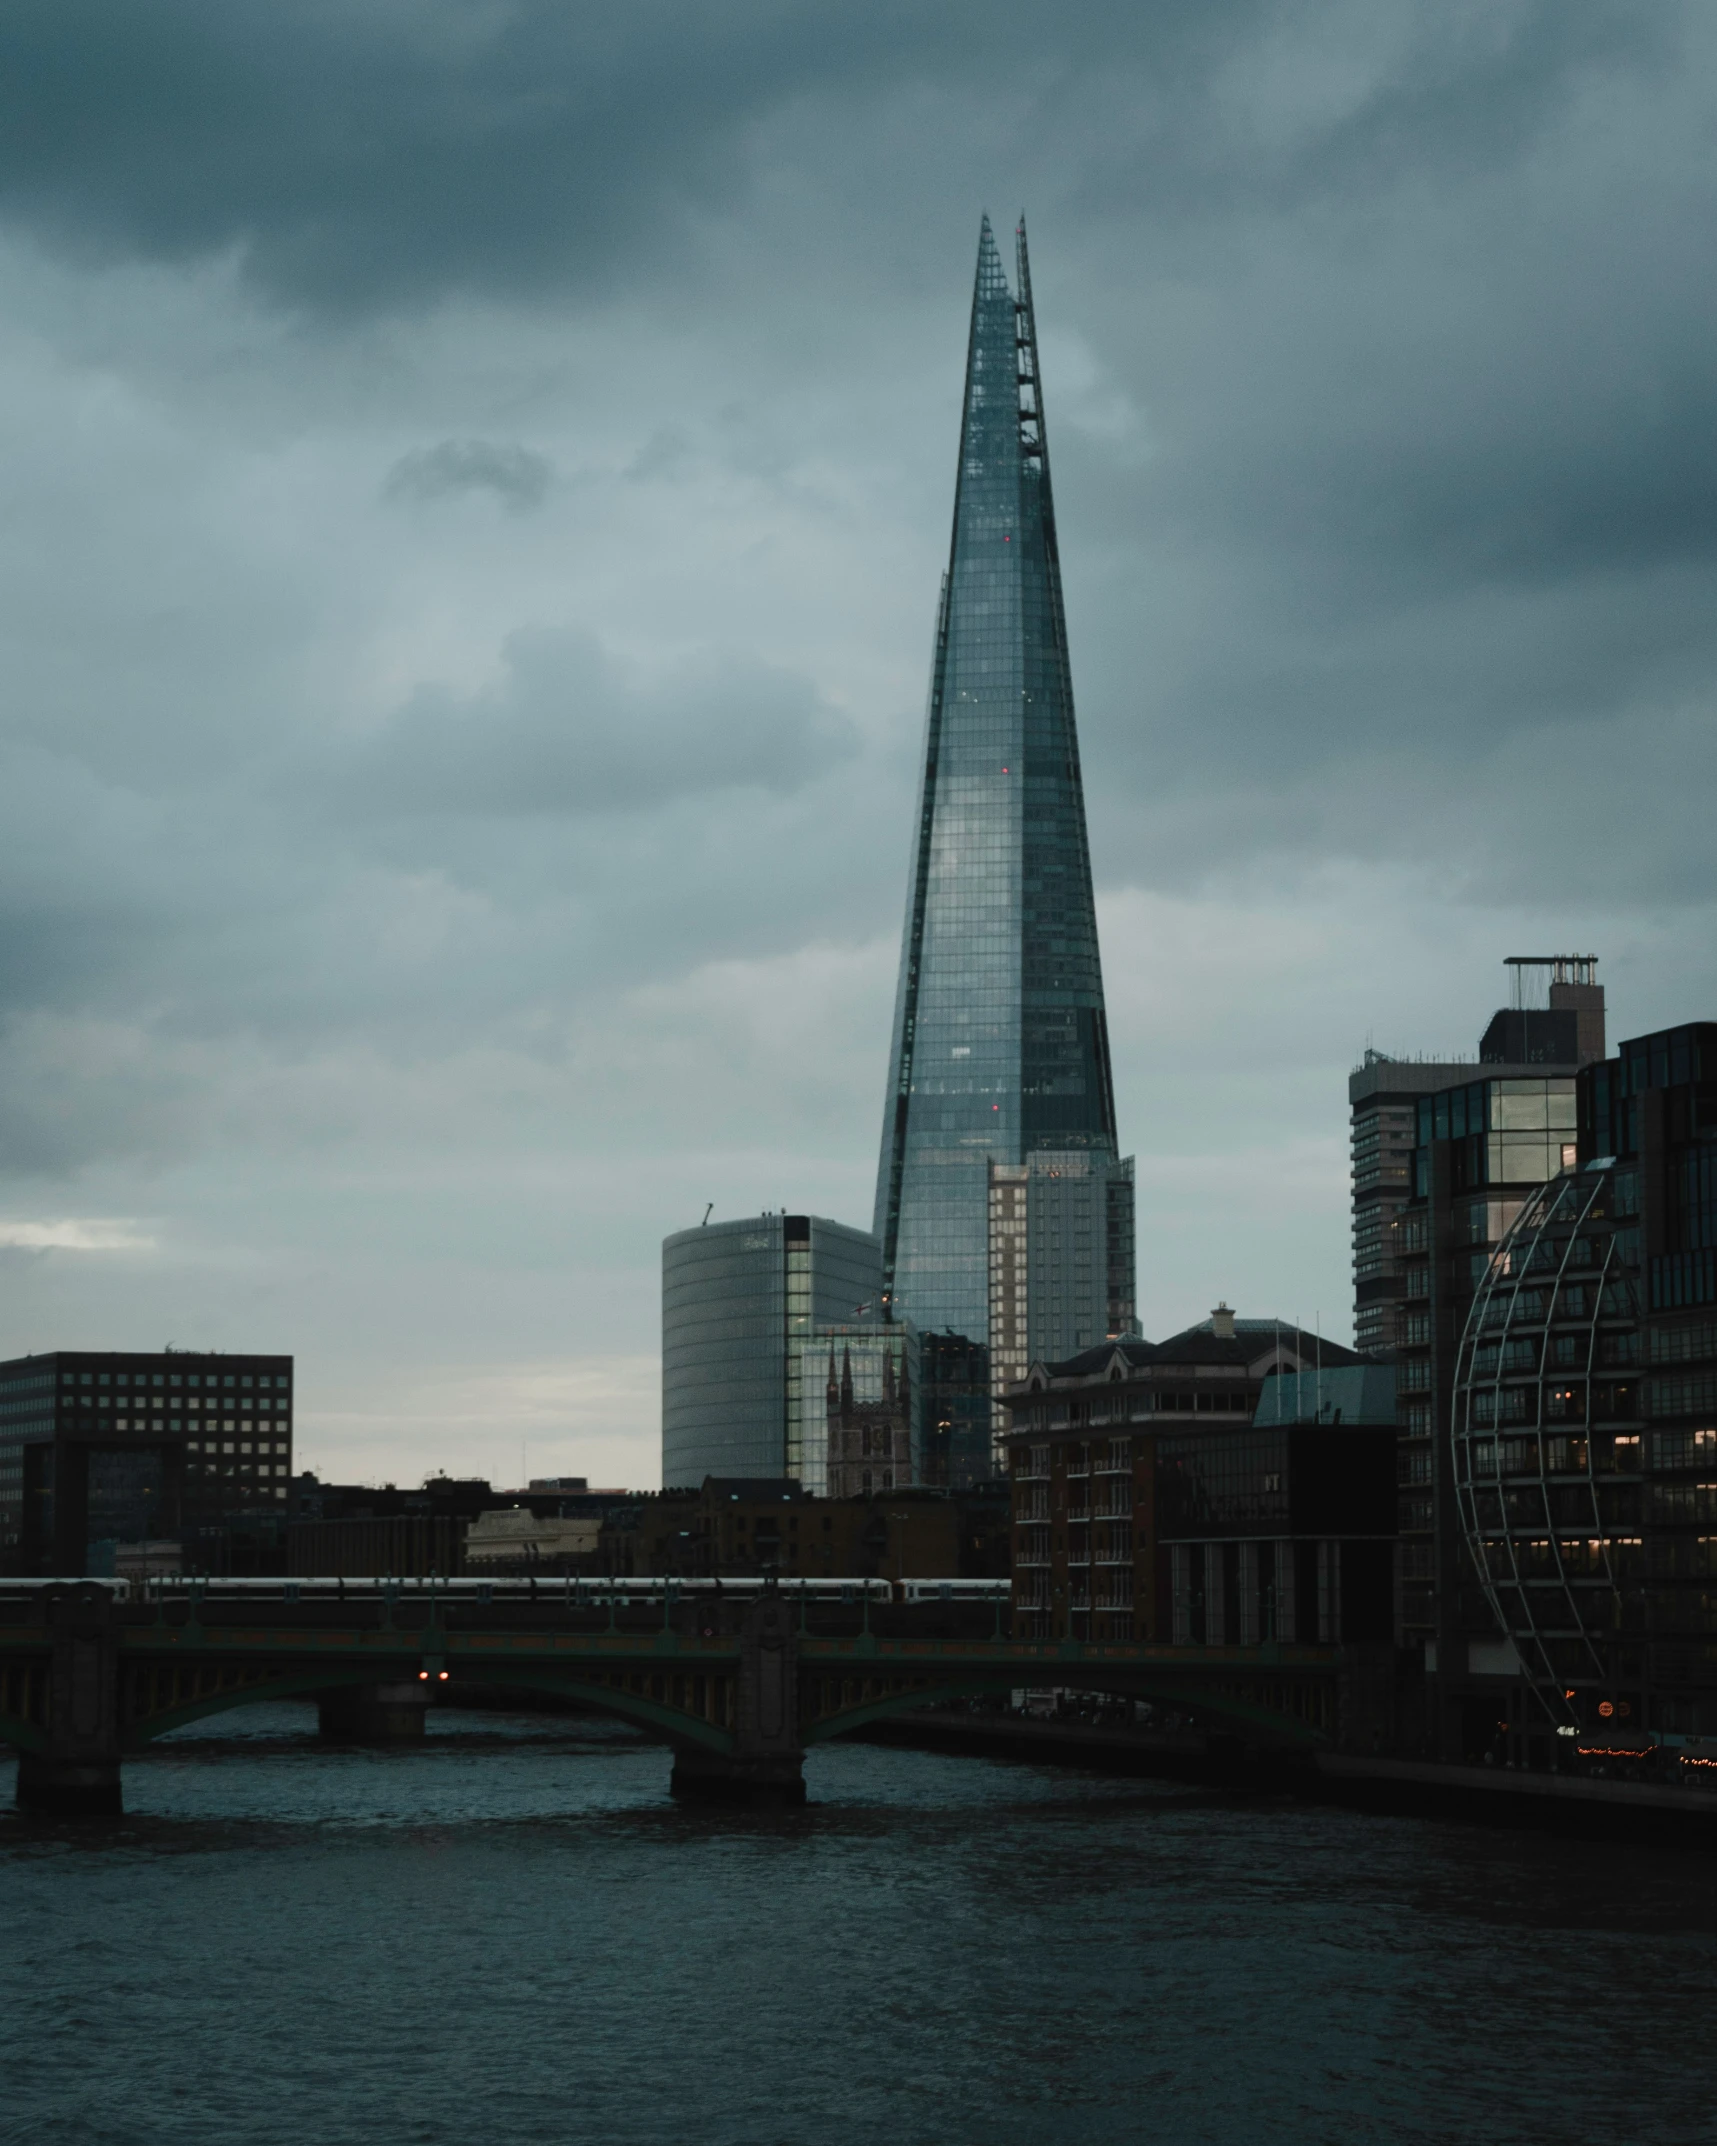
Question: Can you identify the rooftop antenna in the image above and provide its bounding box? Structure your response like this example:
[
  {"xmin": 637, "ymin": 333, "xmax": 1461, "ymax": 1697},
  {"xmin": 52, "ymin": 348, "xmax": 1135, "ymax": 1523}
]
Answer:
[
  {"xmin": 1505, "ymin": 954, "xmax": 1599, "ymax": 1010},
  {"xmin": 701, "ymin": 1203, "xmax": 713, "ymax": 1227}
]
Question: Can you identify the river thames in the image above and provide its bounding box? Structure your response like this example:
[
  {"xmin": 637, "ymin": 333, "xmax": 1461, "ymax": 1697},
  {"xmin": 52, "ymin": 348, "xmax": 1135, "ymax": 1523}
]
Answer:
[{"xmin": 2, "ymin": 1705, "xmax": 1711, "ymax": 2145}]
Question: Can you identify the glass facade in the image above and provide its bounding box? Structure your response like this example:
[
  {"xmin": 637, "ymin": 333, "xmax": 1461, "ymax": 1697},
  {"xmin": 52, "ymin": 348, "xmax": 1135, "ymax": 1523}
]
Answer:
[
  {"xmin": 1412, "ymin": 1078, "xmax": 1579, "ymax": 1196},
  {"xmin": 988, "ymin": 1152, "xmax": 1136, "ymax": 1419},
  {"xmin": 661, "ymin": 1215, "xmax": 883, "ymax": 1488},
  {"xmin": 1452, "ymin": 1164, "xmax": 1644, "ymax": 1729},
  {"xmin": 918, "ymin": 1329, "xmax": 993, "ymax": 1490},
  {"xmin": 875, "ymin": 216, "xmax": 1122, "ymax": 1351}
]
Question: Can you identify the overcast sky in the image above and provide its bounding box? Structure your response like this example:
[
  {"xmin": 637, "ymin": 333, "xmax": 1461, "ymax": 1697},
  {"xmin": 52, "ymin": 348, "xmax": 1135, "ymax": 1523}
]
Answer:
[{"xmin": 2, "ymin": 1, "xmax": 1714, "ymax": 1490}]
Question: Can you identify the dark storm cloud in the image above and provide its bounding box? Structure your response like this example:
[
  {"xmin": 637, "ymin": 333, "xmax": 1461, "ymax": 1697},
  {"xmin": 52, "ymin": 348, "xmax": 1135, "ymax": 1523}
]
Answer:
[
  {"xmin": 0, "ymin": 1, "xmax": 1659, "ymax": 314},
  {"xmin": 383, "ymin": 440, "xmax": 553, "ymax": 512},
  {"xmin": 0, "ymin": 0, "xmax": 1159, "ymax": 311}
]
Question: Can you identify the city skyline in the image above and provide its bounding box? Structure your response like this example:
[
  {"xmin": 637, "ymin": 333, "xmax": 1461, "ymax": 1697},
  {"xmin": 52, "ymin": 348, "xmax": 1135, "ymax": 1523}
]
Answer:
[{"xmin": 1, "ymin": 12, "xmax": 1715, "ymax": 1491}]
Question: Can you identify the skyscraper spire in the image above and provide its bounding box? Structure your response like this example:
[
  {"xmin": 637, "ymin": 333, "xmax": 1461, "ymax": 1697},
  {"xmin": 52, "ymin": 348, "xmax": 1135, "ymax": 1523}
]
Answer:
[{"xmin": 874, "ymin": 217, "xmax": 1125, "ymax": 1355}]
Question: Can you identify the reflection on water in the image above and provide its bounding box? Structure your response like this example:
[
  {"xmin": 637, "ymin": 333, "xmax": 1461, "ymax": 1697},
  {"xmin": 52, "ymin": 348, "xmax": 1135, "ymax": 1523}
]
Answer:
[{"xmin": 2, "ymin": 1705, "xmax": 1713, "ymax": 2146}]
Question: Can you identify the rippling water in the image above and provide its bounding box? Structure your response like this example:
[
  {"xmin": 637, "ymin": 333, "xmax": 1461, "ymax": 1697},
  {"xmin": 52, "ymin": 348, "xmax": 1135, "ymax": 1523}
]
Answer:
[{"xmin": 2, "ymin": 1706, "xmax": 1713, "ymax": 2146}]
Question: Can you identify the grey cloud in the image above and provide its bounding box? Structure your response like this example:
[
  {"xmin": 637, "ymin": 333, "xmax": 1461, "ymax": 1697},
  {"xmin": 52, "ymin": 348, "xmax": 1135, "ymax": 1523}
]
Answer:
[
  {"xmin": 0, "ymin": 2, "xmax": 1654, "ymax": 317},
  {"xmin": 383, "ymin": 440, "xmax": 553, "ymax": 512},
  {"xmin": 4, "ymin": 0, "xmax": 1717, "ymax": 1423},
  {"xmin": 348, "ymin": 630, "xmax": 859, "ymax": 817}
]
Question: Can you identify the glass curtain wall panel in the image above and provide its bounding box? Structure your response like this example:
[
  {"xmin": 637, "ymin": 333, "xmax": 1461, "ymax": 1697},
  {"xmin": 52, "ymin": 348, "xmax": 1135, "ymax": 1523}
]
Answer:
[
  {"xmin": 875, "ymin": 215, "xmax": 1119, "ymax": 1349},
  {"xmin": 661, "ymin": 1216, "xmax": 882, "ymax": 1488}
]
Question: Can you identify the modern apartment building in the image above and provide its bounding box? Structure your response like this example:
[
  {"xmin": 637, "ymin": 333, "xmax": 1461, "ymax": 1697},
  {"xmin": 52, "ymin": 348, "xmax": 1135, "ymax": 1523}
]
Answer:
[
  {"xmin": 1431, "ymin": 1021, "xmax": 1717, "ymax": 1766},
  {"xmin": 1351, "ymin": 958, "xmax": 1604, "ymax": 1356}
]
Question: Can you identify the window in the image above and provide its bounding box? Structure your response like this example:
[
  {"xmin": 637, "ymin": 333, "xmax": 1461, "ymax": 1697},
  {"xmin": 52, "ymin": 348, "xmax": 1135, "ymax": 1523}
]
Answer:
[{"xmin": 1651, "ymin": 1428, "xmax": 1717, "ymax": 1472}]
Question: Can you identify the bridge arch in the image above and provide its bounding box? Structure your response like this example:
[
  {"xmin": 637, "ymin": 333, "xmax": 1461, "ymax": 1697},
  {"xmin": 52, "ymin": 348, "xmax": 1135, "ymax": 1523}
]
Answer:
[
  {"xmin": 114, "ymin": 1665, "xmax": 736, "ymax": 1757},
  {"xmin": 803, "ymin": 1665, "xmax": 1331, "ymax": 1750}
]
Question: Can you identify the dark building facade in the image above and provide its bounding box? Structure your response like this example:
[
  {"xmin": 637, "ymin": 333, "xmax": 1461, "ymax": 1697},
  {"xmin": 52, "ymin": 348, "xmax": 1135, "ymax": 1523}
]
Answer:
[
  {"xmin": 1435, "ymin": 1021, "xmax": 1717, "ymax": 1767},
  {"xmin": 0, "ymin": 1349, "xmax": 293, "ymax": 1575},
  {"xmin": 597, "ymin": 1478, "xmax": 1009, "ymax": 1583},
  {"xmin": 873, "ymin": 217, "xmax": 1132, "ymax": 1418},
  {"xmin": 1399, "ymin": 1015, "xmax": 1717, "ymax": 1765},
  {"xmin": 918, "ymin": 1329, "xmax": 993, "ymax": 1491},
  {"xmin": 1001, "ymin": 1313, "xmax": 1390, "ymax": 1643},
  {"xmin": 1350, "ymin": 957, "xmax": 1604, "ymax": 1358}
]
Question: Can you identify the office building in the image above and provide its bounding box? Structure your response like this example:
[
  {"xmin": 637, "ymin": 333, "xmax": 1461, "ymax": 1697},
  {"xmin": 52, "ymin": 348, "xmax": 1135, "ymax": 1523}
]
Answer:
[
  {"xmin": 873, "ymin": 217, "xmax": 1133, "ymax": 1413},
  {"xmin": 1435, "ymin": 1021, "xmax": 1717, "ymax": 1766},
  {"xmin": 1351, "ymin": 957, "xmax": 1605, "ymax": 1356},
  {"xmin": 989, "ymin": 1151, "xmax": 1136, "ymax": 1421},
  {"xmin": 1393, "ymin": 1067, "xmax": 1592, "ymax": 1684},
  {"xmin": 661, "ymin": 1213, "xmax": 883, "ymax": 1487},
  {"xmin": 918, "ymin": 1329, "xmax": 993, "ymax": 1492},
  {"xmin": 1000, "ymin": 1309, "xmax": 1383, "ymax": 1642},
  {"xmin": 0, "ymin": 1349, "xmax": 293, "ymax": 1575}
]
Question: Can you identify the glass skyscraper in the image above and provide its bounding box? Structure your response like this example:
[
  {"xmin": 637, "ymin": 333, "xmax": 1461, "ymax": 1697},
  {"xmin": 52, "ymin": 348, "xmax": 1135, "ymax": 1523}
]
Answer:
[{"xmin": 875, "ymin": 216, "xmax": 1131, "ymax": 1359}]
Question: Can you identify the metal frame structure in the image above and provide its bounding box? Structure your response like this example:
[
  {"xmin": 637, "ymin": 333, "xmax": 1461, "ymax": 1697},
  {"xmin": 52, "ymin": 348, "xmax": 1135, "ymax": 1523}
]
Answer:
[{"xmin": 1451, "ymin": 1163, "xmax": 1633, "ymax": 1729}]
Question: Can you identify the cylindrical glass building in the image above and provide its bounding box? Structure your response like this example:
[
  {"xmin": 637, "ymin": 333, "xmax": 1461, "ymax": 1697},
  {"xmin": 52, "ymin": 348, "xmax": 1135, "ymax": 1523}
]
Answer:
[
  {"xmin": 661, "ymin": 1215, "xmax": 883, "ymax": 1488},
  {"xmin": 1451, "ymin": 1161, "xmax": 1643, "ymax": 1729}
]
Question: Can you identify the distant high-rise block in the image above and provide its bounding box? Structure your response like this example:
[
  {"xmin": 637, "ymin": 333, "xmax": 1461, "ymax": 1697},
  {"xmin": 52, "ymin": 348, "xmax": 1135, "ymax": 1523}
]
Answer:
[
  {"xmin": 988, "ymin": 1152, "xmax": 1136, "ymax": 1416},
  {"xmin": 875, "ymin": 215, "xmax": 1131, "ymax": 1384}
]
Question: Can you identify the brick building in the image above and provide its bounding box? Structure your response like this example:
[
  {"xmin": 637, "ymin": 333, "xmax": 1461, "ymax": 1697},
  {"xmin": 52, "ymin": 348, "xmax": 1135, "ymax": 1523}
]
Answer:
[{"xmin": 1001, "ymin": 1311, "xmax": 1394, "ymax": 1643}]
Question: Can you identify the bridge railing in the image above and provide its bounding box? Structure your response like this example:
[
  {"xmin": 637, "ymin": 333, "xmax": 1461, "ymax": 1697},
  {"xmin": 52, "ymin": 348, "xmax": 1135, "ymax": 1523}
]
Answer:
[{"xmin": 0, "ymin": 1575, "xmax": 1009, "ymax": 1608}]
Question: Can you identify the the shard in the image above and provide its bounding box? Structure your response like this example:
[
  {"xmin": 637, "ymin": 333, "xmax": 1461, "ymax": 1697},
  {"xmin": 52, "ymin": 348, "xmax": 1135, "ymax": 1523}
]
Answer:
[{"xmin": 875, "ymin": 216, "xmax": 1130, "ymax": 1367}]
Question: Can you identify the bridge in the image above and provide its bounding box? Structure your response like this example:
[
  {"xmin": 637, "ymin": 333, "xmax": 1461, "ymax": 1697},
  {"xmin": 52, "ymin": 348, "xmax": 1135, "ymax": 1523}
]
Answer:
[{"xmin": 0, "ymin": 1579, "xmax": 1377, "ymax": 1813}]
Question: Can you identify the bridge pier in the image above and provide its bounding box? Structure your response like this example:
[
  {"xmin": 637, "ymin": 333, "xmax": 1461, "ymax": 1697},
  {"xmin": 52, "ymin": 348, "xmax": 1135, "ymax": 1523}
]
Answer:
[
  {"xmin": 15, "ymin": 1582, "xmax": 124, "ymax": 1817},
  {"xmin": 671, "ymin": 1589, "xmax": 804, "ymax": 1807},
  {"xmin": 317, "ymin": 1682, "xmax": 432, "ymax": 1744}
]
